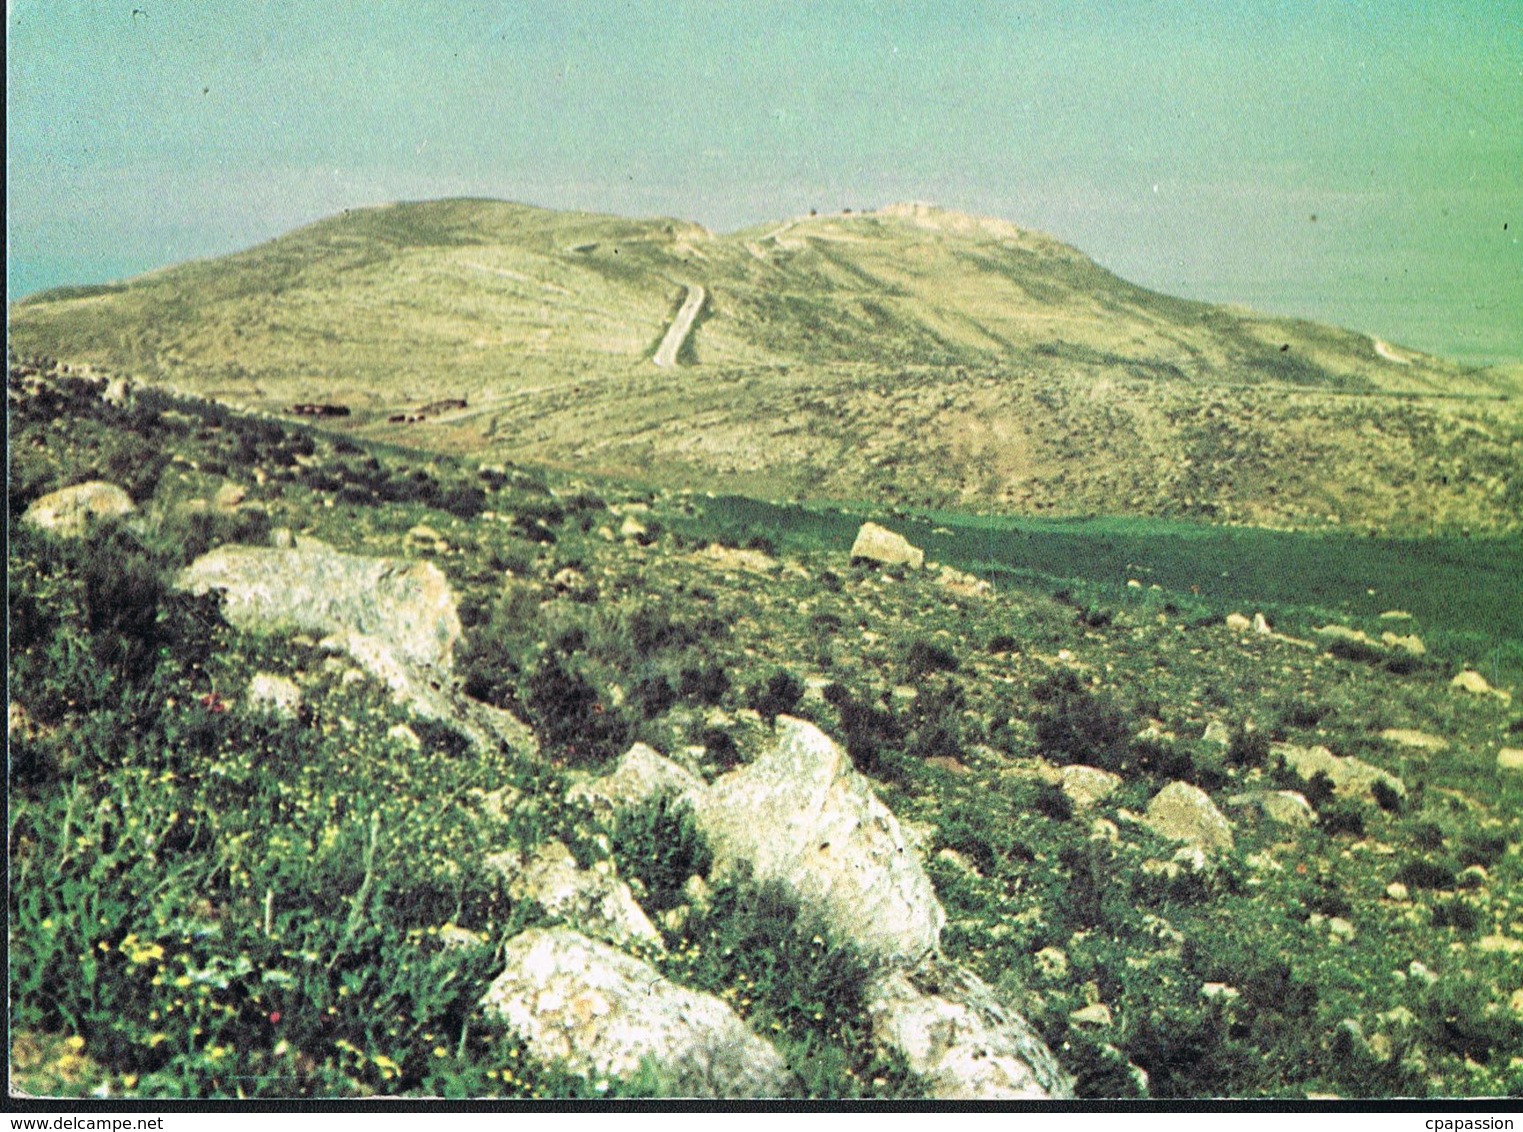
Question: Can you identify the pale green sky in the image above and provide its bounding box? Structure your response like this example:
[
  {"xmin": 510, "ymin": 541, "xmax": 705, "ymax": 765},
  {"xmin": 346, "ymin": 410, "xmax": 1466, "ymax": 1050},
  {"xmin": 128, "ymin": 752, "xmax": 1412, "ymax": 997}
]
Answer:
[{"xmin": 7, "ymin": 0, "xmax": 1520, "ymax": 362}]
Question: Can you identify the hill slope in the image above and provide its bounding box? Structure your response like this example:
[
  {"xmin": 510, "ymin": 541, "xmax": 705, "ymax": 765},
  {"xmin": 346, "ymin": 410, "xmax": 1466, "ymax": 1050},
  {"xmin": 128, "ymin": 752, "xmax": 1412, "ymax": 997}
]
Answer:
[{"xmin": 10, "ymin": 199, "xmax": 1521, "ymax": 532}]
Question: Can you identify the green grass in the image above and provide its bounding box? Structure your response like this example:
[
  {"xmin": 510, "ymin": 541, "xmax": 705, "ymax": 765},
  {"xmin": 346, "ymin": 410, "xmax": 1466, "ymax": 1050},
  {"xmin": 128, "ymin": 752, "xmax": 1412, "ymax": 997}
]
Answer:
[{"xmin": 673, "ymin": 496, "xmax": 1522, "ymax": 682}]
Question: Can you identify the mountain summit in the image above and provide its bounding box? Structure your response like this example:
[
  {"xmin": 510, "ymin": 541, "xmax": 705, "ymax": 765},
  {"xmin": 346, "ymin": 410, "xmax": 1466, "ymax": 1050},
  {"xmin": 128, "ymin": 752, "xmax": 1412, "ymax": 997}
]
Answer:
[{"xmin": 10, "ymin": 199, "xmax": 1519, "ymax": 532}]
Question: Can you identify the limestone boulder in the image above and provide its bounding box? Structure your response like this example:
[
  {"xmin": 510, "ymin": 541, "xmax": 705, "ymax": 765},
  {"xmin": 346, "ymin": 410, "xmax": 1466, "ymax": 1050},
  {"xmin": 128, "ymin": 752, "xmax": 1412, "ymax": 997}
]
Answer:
[
  {"xmin": 1272, "ymin": 743, "xmax": 1405, "ymax": 802},
  {"xmin": 687, "ymin": 716, "xmax": 944, "ymax": 963},
  {"xmin": 567, "ymin": 743, "xmax": 705, "ymax": 818},
  {"xmin": 245, "ymin": 673, "xmax": 302, "ymax": 720},
  {"xmin": 699, "ymin": 544, "xmax": 778, "ymax": 574},
  {"xmin": 1141, "ymin": 782, "xmax": 1233, "ymax": 852},
  {"xmin": 21, "ymin": 481, "xmax": 135, "ymax": 537},
  {"xmin": 867, "ymin": 957, "xmax": 1074, "ymax": 1099},
  {"xmin": 481, "ymin": 927, "xmax": 794, "ymax": 1098},
  {"xmin": 849, "ymin": 522, "xmax": 924, "ymax": 570},
  {"xmin": 935, "ymin": 565, "xmax": 993, "ymax": 599},
  {"xmin": 486, "ymin": 841, "xmax": 662, "ymax": 951},
  {"xmin": 1379, "ymin": 729, "xmax": 1448, "ymax": 752},
  {"xmin": 1497, "ymin": 749, "xmax": 1523, "ymax": 773},
  {"xmin": 177, "ymin": 545, "xmax": 460, "ymax": 669},
  {"xmin": 1226, "ymin": 790, "xmax": 1317, "ymax": 828},
  {"xmin": 1060, "ymin": 765, "xmax": 1122, "ymax": 809}
]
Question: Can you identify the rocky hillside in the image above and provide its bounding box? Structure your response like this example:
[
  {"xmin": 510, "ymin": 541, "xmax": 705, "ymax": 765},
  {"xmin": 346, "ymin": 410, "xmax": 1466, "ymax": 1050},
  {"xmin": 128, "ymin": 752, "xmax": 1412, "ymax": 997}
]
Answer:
[
  {"xmin": 10, "ymin": 199, "xmax": 1520, "ymax": 534},
  {"xmin": 9, "ymin": 361, "xmax": 1522, "ymax": 1099}
]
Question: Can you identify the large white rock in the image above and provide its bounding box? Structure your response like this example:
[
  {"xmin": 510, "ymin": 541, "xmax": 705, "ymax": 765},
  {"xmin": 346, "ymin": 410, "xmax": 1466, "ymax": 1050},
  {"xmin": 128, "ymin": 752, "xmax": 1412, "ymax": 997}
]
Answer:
[
  {"xmin": 867, "ymin": 957, "xmax": 1074, "ymax": 1099},
  {"xmin": 687, "ymin": 716, "xmax": 944, "ymax": 963},
  {"xmin": 567, "ymin": 743, "xmax": 704, "ymax": 818},
  {"xmin": 849, "ymin": 522, "xmax": 925, "ymax": 570},
  {"xmin": 177, "ymin": 545, "xmax": 533, "ymax": 755},
  {"xmin": 1271, "ymin": 743, "xmax": 1406, "ymax": 802},
  {"xmin": 177, "ymin": 545, "xmax": 460, "ymax": 669},
  {"xmin": 1141, "ymin": 781, "xmax": 1234, "ymax": 852},
  {"xmin": 481, "ymin": 927, "xmax": 794, "ymax": 1098},
  {"xmin": 485, "ymin": 841, "xmax": 663, "ymax": 951},
  {"xmin": 21, "ymin": 481, "xmax": 135, "ymax": 537}
]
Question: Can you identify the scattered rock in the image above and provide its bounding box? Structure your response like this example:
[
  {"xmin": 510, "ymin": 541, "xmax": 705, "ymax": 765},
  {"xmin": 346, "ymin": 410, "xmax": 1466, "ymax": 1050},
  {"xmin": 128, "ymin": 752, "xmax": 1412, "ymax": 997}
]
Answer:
[
  {"xmin": 1141, "ymin": 782, "xmax": 1233, "ymax": 852},
  {"xmin": 699, "ymin": 543, "xmax": 778, "ymax": 573},
  {"xmin": 481, "ymin": 927, "xmax": 794, "ymax": 1098},
  {"xmin": 849, "ymin": 522, "xmax": 924, "ymax": 570},
  {"xmin": 1272, "ymin": 742, "xmax": 1406, "ymax": 803},
  {"xmin": 1225, "ymin": 613, "xmax": 1252, "ymax": 633},
  {"xmin": 404, "ymin": 524, "xmax": 449, "ymax": 553},
  {"xmin": 867, "ymin": 957, "xmax": 1073, "ymax": 1099},
  {"xmin": 1327, "ymin": 917, "xmax": 1357, "ymax": 943},
  {"xmin": 1226, "ymin": 790, "xmax": 1316, "ymax": 828},
  {"xmin": 1060, "ymin": 765, "xmax": 1122, "ymax": 809},
  {"xmin": 567, "ymin": 743, "xmax": 704, "ymax": 818},
  {"xmin": 1379, "ymin": 610, "xmax": 1413, "ymax": 620},
  {"xmin": 619, "ymin": 515, "xmax": 648, "ymax": 539},
  {"xmin": 1201, "ymin": 721, "xmax": 1232, "ymax": 747},
  {"xmin": 1069, "ymin": 1003, "xmax": 1113, "ymax": 1028},
  {"xmin": 245, "ymin": 673, "xmax": 302, "ymax": 719},
  {"xmin": 1034, "ymin": 947, "xmax": 1069, "ymax": 981},
  {"xmin": 214, "ymin": 482, "xmax": 247, "ymax": 510},
  {"xmin": 1451, "ymin": 670, "xmax": 1512, "ymax": 704},
  {"xmin": 1477, "ymin": 935, "xmax": 1523, "ymax": 955},
  {"xmin": 935, "ymin": 847, "xmax": 979, "ymax": 875},
  {"xmin": 1252, "ymin": 612, "xmax": 1273, "ymax": 635},
  {"xmin": 687, "ymin": 716, "xmax": 944, "ymax": 963},
  {"xmin": 21, "ymin": 481, "xmax": 136, "ymax": 537},
  {"xmin": 1379, "ymin": 729, "xmax": 1448, "ymax": 752},
  {"xmin": 1498, "ymin": 749, "xmax": 1523, "ymax": 772},
  {"xmin": 1200, "ymin": 983, "xmax": 1240, "ymax": 1006},
  {"xmin": 935, "ymin": 564, "xmax": 992, "ymax": 599},
  {"xmin": 485, "ymin": 841, "xmax": 662, "ymax": 950},
  {"xmin": 1385, "ymin": 883, "xmax": 1410, "ymax": 903},
  {"xmin": 1380, "ymin": 632, "xmax": 1425, "ymax": 656}
]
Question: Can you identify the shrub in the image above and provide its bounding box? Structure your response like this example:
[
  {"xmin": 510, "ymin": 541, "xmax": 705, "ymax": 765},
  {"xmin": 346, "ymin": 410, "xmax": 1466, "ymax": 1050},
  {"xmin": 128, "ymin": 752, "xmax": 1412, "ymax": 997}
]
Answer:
[
  {"xmin": 678, "ymin": 662, "xmax": 730, "ymax": 706},
  {"xmin": 905, "ymin": 639, "xmax": 959, "ymax": 678},
  {"xmin": 1371, "ymin": 778, "xmax": 1404, "ymax": 814},
  {"xmin": 748, "ymin": 669, "xmax": 805, "ymax": 725},
  {"xmin": 699, "ymin": 727, "xmax": 742, "ymax": 771},
  {"xmin": 1393, "ymin": 860, "xmax": 1457, "ymax": 890},
  {"xmin": 630, "ymin": 674, "xmax": 678, "ymax": 719},
  {"xmin": 1430, "ymin": 899, "xmax": 1481, "ymax": 933},
  {"xmin": 987, "ymin": 634, "xmax": 1018, "ymax": 654},
  {"xmin": 1030, "ymin": 672, "xmax": 1135, "ymax": 773},
  {"xmin": 1227, "ymin": 726, "xmax": 1270, "ymax": 768},
  {"xmin": 611, "ymin": 795, "xmax": 712, "ymax": 912},
  {"xmin": 1319, "ymin": 803, "xmax": 1366, "ymax": 837},
  {"xmin": 523, "ymin": 655, "xmax": 630, "ymax": 767}
]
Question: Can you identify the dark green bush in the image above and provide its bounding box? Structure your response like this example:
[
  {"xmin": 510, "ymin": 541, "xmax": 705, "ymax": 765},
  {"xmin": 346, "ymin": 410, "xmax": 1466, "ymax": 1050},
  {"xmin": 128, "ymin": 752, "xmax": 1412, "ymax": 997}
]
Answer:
[
  {"xmin": 524, "ymin": 655, "xmax": 630, "ymax": 768},
  {"xmin": 1393, "ymin": 860, "xmax": 1458, "ymax": 890},
  {"xmin": 905, "ymin": 639, "xmax": 959, "ymax": 677},
  {"xmin": 748, "ymin": 669, "xmax": 805, "ymax": 724},
  {"xmin": 611, "ymin": 794, "xmax": 712, "ymax": 912}
]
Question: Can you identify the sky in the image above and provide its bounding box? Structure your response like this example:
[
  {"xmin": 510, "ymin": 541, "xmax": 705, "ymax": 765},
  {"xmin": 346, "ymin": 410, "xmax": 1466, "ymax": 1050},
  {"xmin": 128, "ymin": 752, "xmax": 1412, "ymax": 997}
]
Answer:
[{"xmin": 7, "ymin": 1, "xmax": 1520, "ymax": 363}]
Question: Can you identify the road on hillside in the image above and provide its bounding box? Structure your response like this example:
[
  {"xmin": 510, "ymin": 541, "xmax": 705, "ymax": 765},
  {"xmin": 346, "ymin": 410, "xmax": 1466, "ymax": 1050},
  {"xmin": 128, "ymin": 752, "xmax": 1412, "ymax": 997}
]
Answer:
[{"xmin": 652, "ymin": 284, "xmax": 706, "ymax": 367}]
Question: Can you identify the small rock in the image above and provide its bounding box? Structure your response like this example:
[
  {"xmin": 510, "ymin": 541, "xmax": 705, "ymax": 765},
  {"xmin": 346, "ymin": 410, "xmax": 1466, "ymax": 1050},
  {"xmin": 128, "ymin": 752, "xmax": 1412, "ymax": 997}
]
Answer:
[
  {"xmin": 1497, "ymin": 749, "xmax": 1523, "ymax": 772},
  {"xmin": 1034, "ymin": 947, "xmax": 1069, "ymax": 981},
  {"xmin": 269, "ymin": 527, "xmax": 295, "ymax": 549},
  {"xmin": 1089, "ymin": 817, "xmax": 1120, "ymax": 843},
  {"xmin": 1141, "ymin": 781, "xmax": 1233, "ymax": 852},
  {"xmin": 486, "ymin": 840, "xmax": 662, "ymax": 950},
  {"xmin": 1272, "ymin": 742, "xmax": 1405, "ymax": 803},
  {"xmin": 1452, "ymin": 670, "xmax": 1512, "ymax": 704},
  {"xmin": 936, "ymin": 564, "xmax": 993, "ymax": 598},
  {"xmin": 1328, "ymin": 917, "xmax": 1357, "ymax": 942},
  {"xmin": 21, "ymin": 481, "xmax": 136, "ymax": 537},
  {"xmin": 1069, "ymin": 1003, "xmax": 1113, "ymax": 1028},
  {"xmin": 1380, "ymin": 729, "xmax": 1448, "ymax": 752},
  {"xmin": 387, "ymin": 723, "xmax": 422, "ymax": 749},
  {"xmin": 214, "ymin": 482, "xmax": 247, "ymax": 510},
  {"xmin": 1225, "ymin": 613, "xmax": 1252, "ymax": 632},
  {"xmin": 849, "ymin": 522, "xmax": 924, "ymax": 570},
  {"xmin": 1385, "ymin": 882, "xmax": 1410, "ymax": 902},
  {"xmin": 1252, "ymin": 612, "xmax": 1273, "ymax": 635},
  {"xmin": 618, "ymin": 515, "xmax": 648, "ymax": 539},
  {"xmin": 1380, "ymin": 632, "xmax": 1425, "ymax": 656},
  {"xmin": 404, "ymin": 524, "xmax": 448, "ymax": 552},
  {"xmin": 1509, "ymin": 989, "xmax": 1523, "ymax": 1018},
  {"xmin": 1408, "ymin": 961, "xmax": 1439, "ymax": 987},
  {"xmin": 936, "ymin": 847, "xmax": 980, "ymax": 875},
  {"xmin": 1201, "ymin": 721, "xmax": 1232, "ymax": 746},
  {"xmin": 245, "ymin": 672, "xmax": 302, "ymax": 719},
  {"xmin": 1379, "ymin": 610, "xmax": 1413, "ymax": 620},
  {"xmin": 1060, "ymin": 765, "xmax": 1122, "ymax": 809},
  {"xmin": 1200, "ymin": 983, "xmax": 1240, "ymax": 1005},
  {"xmin": 566, "ymin": 743, "xmax": 704, "ymax": 818},
  {"xmin": 1477, "ymin": 935, "xmax": 1523, "ymax": 955},
  {"xmin": 1227, "ymin": 790, "xmax": 1316, "ymax": 828},
  {"xmin": 700, "ymin": 543, "xmax": 778, "ymax": 573}
]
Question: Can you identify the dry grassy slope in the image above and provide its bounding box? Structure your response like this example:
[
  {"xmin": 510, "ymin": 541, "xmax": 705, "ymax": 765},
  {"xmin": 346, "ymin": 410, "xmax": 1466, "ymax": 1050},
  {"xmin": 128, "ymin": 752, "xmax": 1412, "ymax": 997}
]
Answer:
[{"xmin": 10, "ymin": 198, "xmax": 1521, "ymax": 532}]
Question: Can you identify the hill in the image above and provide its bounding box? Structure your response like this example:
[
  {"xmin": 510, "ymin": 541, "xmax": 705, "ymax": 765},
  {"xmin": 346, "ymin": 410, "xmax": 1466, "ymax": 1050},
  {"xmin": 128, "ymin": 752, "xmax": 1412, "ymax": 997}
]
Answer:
[
  {"xmin": 8, "ymin": 362, "xmax": 1521, "ymax": 1099},
  {"xmin": 10, "ymin": 199, "xmax": 1521, "ymax": 534}
]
